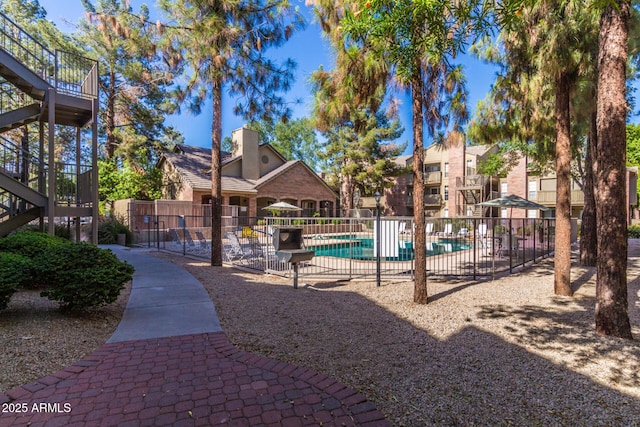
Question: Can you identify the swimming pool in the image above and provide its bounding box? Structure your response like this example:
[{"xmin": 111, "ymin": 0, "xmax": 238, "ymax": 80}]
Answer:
[{"xmin": 310, "ymin": 238, "xmax": 472, "ymax": 261}]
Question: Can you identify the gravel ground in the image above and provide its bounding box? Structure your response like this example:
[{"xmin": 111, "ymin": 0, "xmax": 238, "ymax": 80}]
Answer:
[
  {"xmin": 0, "ymin": 281, "xmax": 130, "ymax": 393},
  {"xmin": 164, "ymin": 246, "xmax": 640, "ymax": 426},
  {"xmin": 1, "ymin": 243, "xmax": 639, "ymax": 426}
]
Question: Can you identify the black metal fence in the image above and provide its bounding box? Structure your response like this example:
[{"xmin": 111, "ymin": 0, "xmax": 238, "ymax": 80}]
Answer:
[{"xmin": 132, "ymin": 215, "xmax": 557, "ymax": 280}]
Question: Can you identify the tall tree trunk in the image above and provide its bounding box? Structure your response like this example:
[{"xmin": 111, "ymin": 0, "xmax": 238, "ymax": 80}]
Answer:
[
  {"xmin": 340, "ymin": 164, "xmax": 355, "ymax": 214},
  {"xmin": 554, "ymin": 73, "xmax": 573, "ymax": 296},
  {"xmin": 210, "ymin": 75, "xmax": 223, "ymax": 266},
  {"xmin": 580, "ymin": 107, "xmax": 597, "ymax": 266},
  {"xmin": 412, "ymin": 70, "xmax": 427, "ymax": 304},
  {"xmin": 106, "ymin": 69, "xmax": 117, "ymax": 159},
  {"xmin": 595, "ymin": 1, "xmax": 632, "ymax": 338}
]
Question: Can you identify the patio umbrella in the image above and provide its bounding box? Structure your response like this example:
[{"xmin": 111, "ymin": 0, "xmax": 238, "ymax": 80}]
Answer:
[
  {"xmin": 263, "ymin": 201, "xmax": 302, "ymax": 216},
  {"xmin": 479, "ymin": 194, "xmax": 549, "ymax": 217}
]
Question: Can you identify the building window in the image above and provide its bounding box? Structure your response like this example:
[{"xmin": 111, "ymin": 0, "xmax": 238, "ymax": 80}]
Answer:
[
  {"xmin": 501, "ymin": 208, "xmax": 508, "ymax": 218},
  {"xmin": 444, "ymin": 208, "xmax": 449, "ymax": 218},
  {"xmin": 501, "ymin": 182, "xmax": 508, "ymax": 197},
  {"xmin": 444, "ymin": 162, "xmax": 449, "ymax": 178},
  {"xmin": 529, "ymin": 181, "xmax": 537, "ymax": 199},
  {"xmin": 444, "ymin": 185, "xmax": 449, "ymax": 201},
  {"xmin": 528, "ymin": 209, "xmax": 538, "ymax": 218},
  {"xmin": 466, "ymin": 159, "xmax": 475, "ymax": 175}
]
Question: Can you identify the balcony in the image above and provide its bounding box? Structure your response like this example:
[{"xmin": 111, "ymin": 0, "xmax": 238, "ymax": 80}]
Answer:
[
  {"xmin": 535, "ymin": 190, "xmax": 585, "ymax": 206},
  {"xmin": 425, "ymin": 171, "xmax": 442, "ymax": 184},
  {"xmin": 404, "ymin": 194, "xmax": 442, "ymax": 207},
  {"xmin": 424, "ymin": 194, "xmax": 443, "ymax": 206}
]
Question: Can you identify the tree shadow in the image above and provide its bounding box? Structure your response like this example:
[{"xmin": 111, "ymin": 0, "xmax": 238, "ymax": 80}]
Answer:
[{"xmin": 172, "ymin": 254, "xmax": 640, "ymax": 426}]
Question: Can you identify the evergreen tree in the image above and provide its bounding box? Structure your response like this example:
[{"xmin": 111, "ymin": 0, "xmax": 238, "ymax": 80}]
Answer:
[
  {"xmin": 247, "ymin": 118, "xmax": 325, "ymax": 172},
  {"xmin": 79, "ymin": 0, "xmax": 174, "ymax": 168},
  {"xmin": 156, "ymin": 0, "xmax": 304, "ymax": 266},
  {"xmin": 343, "ymin": 0, "xmax": 492, "ymax": 303},
  {"xmin": 595, "ymin": 0, "xmax": 633, "ymax": 339}
]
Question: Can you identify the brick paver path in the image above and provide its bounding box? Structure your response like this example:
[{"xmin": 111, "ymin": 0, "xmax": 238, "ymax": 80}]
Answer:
[{"xmin": 1, "ymin": 332, "xmax": 388, "ymax": 426}]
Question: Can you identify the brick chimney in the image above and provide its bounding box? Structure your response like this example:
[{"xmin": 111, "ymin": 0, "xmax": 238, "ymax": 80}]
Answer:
[{"xmin": 232, "ymin": 126, "xmax": 260, "ymax": 181}]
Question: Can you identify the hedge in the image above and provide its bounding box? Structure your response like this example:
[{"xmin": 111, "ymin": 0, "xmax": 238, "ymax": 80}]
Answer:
[{"xmin": 39, "ymin": 242, "xmax": 134, "ymax": 312}]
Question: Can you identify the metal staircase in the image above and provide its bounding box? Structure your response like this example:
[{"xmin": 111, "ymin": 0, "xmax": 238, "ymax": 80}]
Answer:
[
  {"xmin": 456, "ymin": 175, "xmax": 498, "ymax": 217},
  {"xmin": 0, "ymin": 11, "xmax": 98, "ymax": 241}
]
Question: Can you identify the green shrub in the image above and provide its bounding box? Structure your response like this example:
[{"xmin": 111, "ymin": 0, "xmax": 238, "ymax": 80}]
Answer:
[
  {"xmin": 39, "ymin": 243, "xmax": 134, "ymax": 312},
  {"xmin": 20, "ymin": 223, "xmax": 71, "ymax": 239},
  {"xmin": 0, "ymin": 231, "xmax": 70, "ymax": 288},
  {"xmin": 0, "ymin": 252, "xmax": 33, "ymax": 310},
  {"xmin": 629, "ymin": 224, "xmax": 640, "ymax": 238},
  {"xmin": 0, "ymin": 231, "xmax": 70, "ymax": 258},
  {"xmin": 93, "ymin": 216, "xmax": 132, "ymax": 245}
]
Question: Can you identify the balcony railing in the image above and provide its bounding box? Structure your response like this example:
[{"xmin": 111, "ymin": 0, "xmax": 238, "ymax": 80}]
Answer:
[
  {"xmin": 0, "ymin": 81, "xmax": 35, "ymax": 114},
  {"xmin": 535, "ymin": 190, "xmax": 585, "ymax": 205},
  {"xmin": 0, "ymin": 134, "xmax": 45, "ymax": 192},
  {"xmin": 424, "ymin": 194, "xmax": 443, "ymax": 206},
  {"xmin": 0, "ymin": 11, "xmax": 98, "ymax": 99},
  {"xmin": 425, "ymin": 171, "xmax": 442, "ymax": 184}
]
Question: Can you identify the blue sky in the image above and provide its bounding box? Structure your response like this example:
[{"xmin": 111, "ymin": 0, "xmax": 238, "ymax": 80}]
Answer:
[{"xmin": 40, "ymin": 0, "xmax": 500, "ymax": 155}]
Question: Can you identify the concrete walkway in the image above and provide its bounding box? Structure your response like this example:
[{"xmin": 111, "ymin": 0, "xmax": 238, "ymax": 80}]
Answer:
[{"xmin": 0, "ymin": 246, "xmax": 389, "ymax": 427}]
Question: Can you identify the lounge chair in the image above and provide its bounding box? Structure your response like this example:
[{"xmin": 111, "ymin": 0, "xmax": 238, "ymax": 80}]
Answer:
[
  {"xmin": 224, "ymin": 232, "xmax": 259, "ymax": 263},
  {"xmin": 183, "ymin": 230, "xmax": 201, "ymax": 253},
  {"xmin": 477, "ymin": 223, "xmax": 493, "ymax": 255},
  {"xmin": 398, "ymin": 222, "xmax": 407, "ymax": 235},
  {"xmin": 438, "ymin": 223, "xmax": 453, "ymax": 237},
  {"xmin": 168, "ymin": 229, "xmax": 183, "ymax": 250},
  {"xmin": 194, "ymin": 231, "xmax": 211, "ymax": 252},
  {"xmin": 426, "ymin": 223, "xmax": 434, "ymax": 235}
]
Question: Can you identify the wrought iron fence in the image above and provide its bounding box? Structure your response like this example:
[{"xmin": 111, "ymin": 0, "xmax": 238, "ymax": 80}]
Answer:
[{"xmin": 133, "ymin": 214, "xmax": 557, "ymax": 281}]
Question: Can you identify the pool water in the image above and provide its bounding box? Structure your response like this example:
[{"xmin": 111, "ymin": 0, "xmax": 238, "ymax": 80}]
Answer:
[{"xmin": 311, "ymin": 238, "xmax": 472, "ymax": 261}]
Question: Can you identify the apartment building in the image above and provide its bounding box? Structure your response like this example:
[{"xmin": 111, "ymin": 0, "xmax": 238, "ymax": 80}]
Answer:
[
  {"xmin": 387, "ymin": 143, "xmax": 639, "ymax": 221},
  {"xmin": 386, "ymin": 143, "xmax": 498, "ymax": 217}
]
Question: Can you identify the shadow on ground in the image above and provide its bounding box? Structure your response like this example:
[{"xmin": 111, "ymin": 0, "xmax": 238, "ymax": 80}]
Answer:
[{"xmin": 174, "ymin": 248, "xmax": 640, "ymax": 427}]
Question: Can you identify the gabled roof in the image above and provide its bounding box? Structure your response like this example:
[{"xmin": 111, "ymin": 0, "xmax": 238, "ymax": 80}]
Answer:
[
  {"xmin": 466, "ymin": 144, "xmax": 493, "ymax": 157},
  {"xmin": 160, "ymin": 144, "xmax": 230, "ymax": 190},
  {"xmin": 160, "ymin": 143, "xmax": 335, "ymax": 196}
]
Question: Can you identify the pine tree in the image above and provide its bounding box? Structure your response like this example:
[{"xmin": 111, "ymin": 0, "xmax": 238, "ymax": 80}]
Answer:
[{"xmin": 156, "ymin": 0, "xmax": 304, "ymax": 266}]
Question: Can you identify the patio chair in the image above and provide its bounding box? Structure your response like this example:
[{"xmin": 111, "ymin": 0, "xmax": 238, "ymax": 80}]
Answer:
[
  {"xmin": 168, "ymin": 229, "xmax": 183, "ymax": 248},
  {"xmin": 183, "ymin": 229, "xmax": 201, "ymax": 252},
  {"xmin": 457, "ymin": 227, "xmax": 469, "ymax": 238},
  {"xmin": 438, "ymin": 223, "xmax": 453, "ymax": 237},
  {"xmin": 224, "ymin": 232, "xmax": 259, "ymax": 263},
  {"xmin": 426, "ymin": 222, "xmax": 434, "ymax": 235},
  {"xmin": 398, "ymin": 222, "xmax": 407, "ymax": 235},
  {"xmin": 477, "ymin": 223, "xmax": 493, "ymax": 255},
  {"xmin": 194, "ymin": 231, "xmax": 210, "ymax": 252}
]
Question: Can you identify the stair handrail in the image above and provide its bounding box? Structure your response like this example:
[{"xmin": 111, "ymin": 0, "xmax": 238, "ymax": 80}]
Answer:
[
  {"xmin": 0, "ymin": 12, "xmax": 55, "ymax": 84},
  {"xmin": 0, "ymin": 12, "xmax": 98, "ymax": 100},
  {"xmin": 0, "ymin": 81, "xmax": 36, "ymax": 113},
  {"xmin": 0, "ymin": 133, "xmax": 46, "ymax": 192}
]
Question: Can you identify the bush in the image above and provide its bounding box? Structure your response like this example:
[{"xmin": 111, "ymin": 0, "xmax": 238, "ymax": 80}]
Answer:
[
  {"xmin": 94, "ymin": 216, "xmax": 132, "ymax": 245},
  {"xmin": 0, "ymin": 252, "xmax": 33, "ymax": 310},
  {"xmin": 39, "ymin": 243, "xmax": 134, "ymax": 312},
  {"xmin": 0, "ymin": 230, "xmax": 70, "ymax": 258},
  {"xmin": 20, "ymin": 223, "xmax": 71, "ymax": 239},
  {"xmin": 629, "ymin": 224, "xmax": 640, "ymax": 238},
  {"xmin": 0, "ymin": 231, "xmax": 71, "ymax": 288}
]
